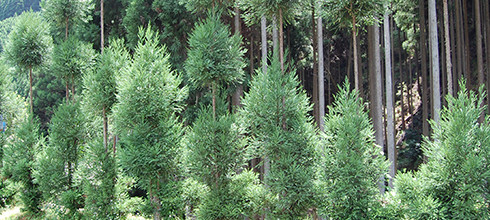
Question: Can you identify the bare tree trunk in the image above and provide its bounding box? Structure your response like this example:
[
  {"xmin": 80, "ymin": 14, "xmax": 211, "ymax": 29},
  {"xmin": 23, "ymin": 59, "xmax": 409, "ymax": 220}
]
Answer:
[
  {"xmin": 261, "ymin": 16, "xmax": 267, "ymax": 74},
  {"xmin": 29, "ymin": 67, "xmax": 33, "ymax": 114},
  {"xmin": 232, "ymin": 6, "xmax": 243, "ymax": 109},
  {"xmin": 420, "ymin": 0, "xmax": 429, "ymax": 136},
  {"xmin": 429, "ymin": 0, "xmax": 441, "ymax": 123},
  {"xmin": 399, "ymin": 29, "xmax": 406, "ymax": 130},
  {"xmin": 369, "ymin": 24, "xmax": 385, "ymax": 194},
  {"xmin": 101, "ymin": 0, "xmax": 104, "ymax": 52},
  {"xmin": 318, "ymin": 12, "xmax": 325, "ymax": 131},
  {"xmin": 312, "ymin": 7, "xmax": 319, "ymax": 126},
  {"xmin": 272, "ymin": 16, "xmax": 278, "ymax": 56},
  {"xmin": 384, "ymin": 11, "xmax": 395, "ymax": 189},
  {"xmin": 463, "ymin": 0, "xmax": 471, "ymax": 89},
  {"xmin": 352, "ymin": 16, "xmax": 360, "ymax": 91},
  {"xmin": 279, "ymin": 8, "xmax": 284, "ymax": 72},
  {"xmin": 476, "ymin": 0, "xmax": 484, "ymax": 87},
  {"xmin": 456, "ymin": 0, "xmax": 463, "ymax": 90},
  {"xmin": 443, "ymin": 0, "xmax": 453, "ymax": 96},
  {"xmin": 484, "ymin": 0, "xmax": 490, "ymax": 114}
]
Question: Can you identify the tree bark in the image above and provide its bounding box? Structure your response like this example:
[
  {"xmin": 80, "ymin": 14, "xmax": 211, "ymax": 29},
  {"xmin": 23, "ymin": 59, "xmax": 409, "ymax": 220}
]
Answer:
[
  {"xmin": 232, "ymin": 6, "xmax": 243, "ymax": 109},
  {"xmin": 399, "ymin": 29, "xmax": 406, "ymax": 130},
  {"xmin": 463, "ymin": 0, "xmax": 471, "ymax": 88},
  {"xmin": 443, "ymin": 0, "xmax": 453, "ymax": 96},
  {"xmin": 475, "ymin": 0, "xmax": 483, "ymax": 87},
  {"xmin": 312, "ymin": 7, "xmax": 319, "ymax": 126},
  {"xmin": 484, "ymin": 0, "xmax": 490, "ymax": 114},
  {"xmin": 456, "ymin": 0, "xmax": 463, "ymax": 90},
  {"xmin": 279, "ymin": 8, "xmax": 284, "ymax": 72},
  {"xmin": 261, "ymin": 16, "xmax": 267, "ymax": 74},
  {"xmin": 352, "ymin": 16, "xmax": 360, "ymax": 91},
  {"xmin": 29, "ymin": 67, "xmax": 33, "ymax": 114},
  {"xmin": 101, "ymin": 0, "xmax": 104, "ymax": 52},
  {"xmin": 384, "ymin": 11, "xmax": 395, "ymax": 189},
  {"xmin": 429, "ymin": 0, "xmax": 441, "ymax": 123},
  {"xmin": 368, "ymin": 24, "xmax": 384, "ymax": 194},
  {"xmin": 420, "ymin": 0, "xmax": 429, "ymax": 136},
  {"xmin": 272, "ymin": 15, "xmax": 278, "ymax": 56},
  {"xmin": 318, "ymin": 12, "xmax": 325, "ymax": 131}
]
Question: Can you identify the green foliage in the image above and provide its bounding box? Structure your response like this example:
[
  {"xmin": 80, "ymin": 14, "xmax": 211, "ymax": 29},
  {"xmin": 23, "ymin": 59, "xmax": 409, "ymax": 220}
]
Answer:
[
  {"xmin": 240, "ymin": 54, "xmax": 317, "ymax": 218},
  {"xmin": 185, "ymin": 11, "xmax": 245, "ymax": 90},
  {"xmin": 322, "ymin": 0, "xmax": 385, "ymax": 30},
  {"xmin": 32, "ymin": 67, "xmax": 65, "ymax": 132},
  {"xmin": 35, "ymin": 102, "xmax": 84, "ymax": 217},
  {"xmin": 51, "ymin": 36, "xmax": 95, "ymax": 97},
  {"xmin": 4, "ymin": 11, "xmax": 52, "ymax": 70},
  {"xmin": 114, "ymin": 26, "xmax": 187, "ymax": 218},
  {"xmin": 239, "ymin": 0, "xmax": 302, "ymax": 25},
  {"xmin": 318, "ymin": 80, "xmax": 388, "ymax": 219},
  {"xmin": 122, "ymin": 0, "xmax": 155, "ymax": 49},
  {"xmin": 3, "ymin": 115, "xmax": 43, "ymax": 214},
  {"xmin": 40, "ymin": 0, "xmax": 92, "ymax": 39},
  {"xmin": 82, "ymin": 140, "xmax": 117, "ymax": 219},
  {"xmin": 419, "ymin": 82, "xmax": 490, "ymax": 218},
  {"xmin": 83, "ymin": 39, "xmax": 128, "ymax": 117},
  {"xmin": 186, "ymin": 106, "xmax": 259, "ymax": 219},
  {"xmin": 0, "ymin": 17, "xmax": 16, "ymax": 52},
  {"xmin": 393, "ymin": 0, "xmax": 419, "ymax": 55},
  {"xmin": 184, "ymin": 0, "xmax": 233, "ymax": 12}
]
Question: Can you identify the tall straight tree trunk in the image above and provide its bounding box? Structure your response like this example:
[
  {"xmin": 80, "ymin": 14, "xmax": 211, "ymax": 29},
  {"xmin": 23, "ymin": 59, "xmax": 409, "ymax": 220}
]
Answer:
[
  {"xmin": 443, "ymin": 0, "xmax": 453, "ymax": 96},
  {"xmin": 440, "ymin": 20, "xmax": 447, "ymax": 105},
  {"xmin": 484, "ymin": 0, "xmax": 490, "ymax": 113},
  {"xmin": 318, "ymin": 11, "xmax": 325, "ymax": 131},
  {"xmin": 420, "ymin": 0, "xmax": 429, "ymax": 136},
  {"xmin": 368, "ymin": 24, "xmax": 385, "ymax": 193},
  {"xmin": 456, "ymin": 0, "xmax": 463, "ymax": 90},
  {"xmin": 429, "ymin": 0, "xmax": 441, "ymax": 123},
  {"xmin": 399, "ymin": 29, "xmax": 406, "ymax": 130},
  {"xmin": 384, "ymin": 11, "xmax": 395, "ymax": 188},
  {"xmin": 278, "ymin": 8, "xmax": 284, "ymax": 72},
  {"xmin": 29, "ymin": 67, "xmax": 33, "ymax": 114},
  {"xmin": 352, "ymin": 16, "xmax": 360, "ymax": 91},
  {"xmin": 101, "ymin": 0, "xmax": 104, "ymax": 51},
  {"xmin": 475, "ymin": 0, "xmax": 483, "ymax": 87},
  {"xmin": 463, "ymin": 0, "xmax": 471, "ymax": 89},
  {"xmin": 272, "ymin": 16, "xmax": 278, "ymax": 56},
  {"xmin": 450, "ymin": 1, "xmax": 458, "ymax": 93},
  {"xmin": 312, "ymin": 7, "xmax": 319, "ymax": 125},
  {"xmin": 232, "ymin": 6, "xmax": 243, "ymax": 109},
  {"xmin": 261, "ymin": 16, "xmax": 267, "ymax": 74}
]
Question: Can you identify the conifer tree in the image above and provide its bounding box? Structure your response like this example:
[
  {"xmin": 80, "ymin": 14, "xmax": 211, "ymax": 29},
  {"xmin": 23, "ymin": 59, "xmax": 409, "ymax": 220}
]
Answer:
[
  {"xmin": 3, "ymin": 114, "xmax": 43, "ymax": 215},
  {"xmin": 318, "ymin": 80, "xmax": 388, "ymax": 219},
  {"xmin": 4, "ymin": 11, "xmax": 52, "ymax": 113},
  {"xmin": 114, "ymin": 27, "xmax": 187, "ymax": 220},
  {"xmin": 185, "ymin": 11, "xmax": 245, "ymax": 117},
  {"xmin": 35, "ymin": 102, "xmax": 84, "ymax": 218},
  {"xmin": 240, "ymin": 54, "xmax": 317, "ymax": 218}
]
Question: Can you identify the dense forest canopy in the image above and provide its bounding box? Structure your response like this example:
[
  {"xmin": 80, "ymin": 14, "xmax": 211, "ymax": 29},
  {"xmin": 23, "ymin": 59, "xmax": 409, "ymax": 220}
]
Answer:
[{"xmin": 0, "ymin": 0, "xmax": 489, "ymax": 219}]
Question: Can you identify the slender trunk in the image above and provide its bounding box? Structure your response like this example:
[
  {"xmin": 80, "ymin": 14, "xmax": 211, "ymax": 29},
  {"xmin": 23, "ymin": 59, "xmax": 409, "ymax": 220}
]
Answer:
[
  {"xmin": 357, "ymin": 32, "xmax": 363, "ymax": 97},
  {"xmin": 476, "ymin": 0, "xmax": 483, "ymax": 87},
  {"xmin": 444, "ymin": 0, "xmax": 453, "ymax": 96},
  {"xmin": 420, "ymin": 0, "xmax": 429, "ymax": 136},
  {"xmin": 312, "ymin": 7, "xmax": 319, "ymax": 126},
  {"xmin": 318, "ymin": 12, "xmax": 325, "ymax": 131},
  {"xmin": 369, "ymin": 24, "xmax": 385, "ymax": 194},
  {"xmin": 408, "ymin": 56, "xmax": 413, "ymax": 116},
  {"xmin": 71, "ymin": 75, "xmax": 75, "ymax": 103},
  {"xmin": 250, "ymin": 35, "xmax": 254, "ymax": 76},
  {"xmin": 384, "ymin": 11, "xmax": 396, "ymax": 189},
  {"xmin": 456, "ymin": 0, "xmax": 463, "ymax": 90},
  {"xmin": 272, "ymin": 16, "xmax": 278, "ymax": 56},
  {"xmin": 232, "ymin": 6, "xmax": 243, "ymax": 109},
  {"xmin": 485, "ymin": 0, "xmax": 490, "ymax": 113},
  {"xmin": 440, "ymin": 19, "xmax": 447, "ymax": 106},
  {"xmin": 279, "ymin": 8, "xmax": 284, "ymax": 72},
  {"xmin": 101, "ymin": 0, "xmax": 104, "ymax": 52},
  {"xmin": 65, "ymin": 82, "xmax": 69, "ymax": 103},
  {"xmin": 429, "ymin": 0, "xmax": 441, "ymax": 123},
  {"xmin": 261, "ymin": 16, "xmax": 267, "ymax": 74},
  {"xmin": 65, "ymin": 17, "xmax": 69, "ymax": 40},
  {"xmin": 103, "ymin": 106, "xmax": 108, "ymax": 151},
  {"xmin": 352, "ymin": 16, "xmax": 360, "ymax": 91},
  {"xmin": 29, "ymin": 67, "xmax": 33, "ymax": 114},
  {"xmin": 463, "ymin": 0, "xmax": 471, "ymax": 89},
  {"xmin": 450, "ymin": 2, "xmax": 458, "ymax": 93},
  {"xmin": 399, "ymin": 29, "xmax": 406, "ymax": 130}
]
